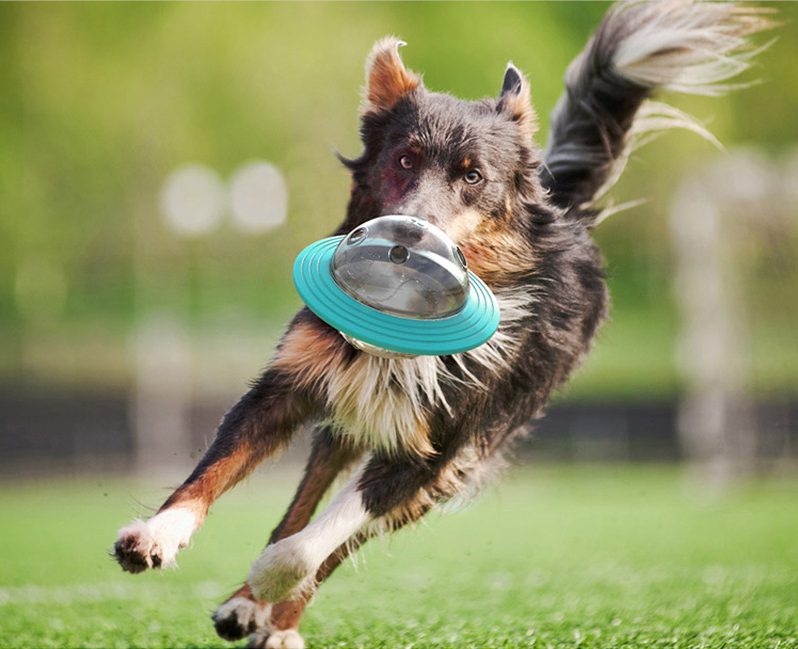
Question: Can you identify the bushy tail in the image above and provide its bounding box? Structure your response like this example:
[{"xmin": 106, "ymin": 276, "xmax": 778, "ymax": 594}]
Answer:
[{"xmin": 540, "ymin": 0, "xmax": 774, "ymax": 220}]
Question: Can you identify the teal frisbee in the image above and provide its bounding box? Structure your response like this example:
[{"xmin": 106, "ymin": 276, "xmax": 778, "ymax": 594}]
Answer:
[{"xmin": 293, "ymin": 215, "xmax": 500, "ymax": 357}]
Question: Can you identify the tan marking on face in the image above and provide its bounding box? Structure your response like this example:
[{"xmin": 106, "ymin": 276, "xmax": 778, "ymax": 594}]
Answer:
[
  {"xmin": 461, "ymin": 215, "xmax": 536, "ymax": 285},
  {"xmin": 442, "ymin": 204, "xmax": 535, "ymax": 285},
  {"xmin": 462, "ymin": 235, "xmax": 534, "ymax": 284},
  {"xmin": 445, "ymin": 209, "xmax": 484, "ymax": 246}
]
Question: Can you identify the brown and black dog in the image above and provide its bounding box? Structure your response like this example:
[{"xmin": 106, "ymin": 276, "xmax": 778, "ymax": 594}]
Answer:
[{"xmin": 114, "ymin": 3, "xmax": 771, "ymax": 648}]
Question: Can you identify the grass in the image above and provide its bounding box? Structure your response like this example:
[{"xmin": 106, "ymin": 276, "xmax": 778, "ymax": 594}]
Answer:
[{"xmin": 1, "ymin": 465, "xmax": 796, "ymax": 648}]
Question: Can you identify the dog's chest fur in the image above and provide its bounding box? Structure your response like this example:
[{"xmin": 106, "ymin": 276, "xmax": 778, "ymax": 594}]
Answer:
[
  {"xmin": 326, "ymin": 353, "xmax": 446, "ymax": 455},
  {"xmin": 274, "ymin": 291, "xmax": 531, "ymax": 455}
]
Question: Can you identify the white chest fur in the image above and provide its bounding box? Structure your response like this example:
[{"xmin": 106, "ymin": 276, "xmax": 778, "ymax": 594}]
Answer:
[
  {"xmin": 325, "ymin": 353, "xmax": 446, "ymax": 455},
  {"xmin": 274, "ymin": 289, "xmax": 531, "ymax": 456},
  {"xmin": 323, "ymin": 290, "xmax": 531, "ymax": 454}
]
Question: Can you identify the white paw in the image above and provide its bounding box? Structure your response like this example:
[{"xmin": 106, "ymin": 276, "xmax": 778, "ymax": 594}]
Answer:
[
  {"xmin": 114, "ymin": 508, "xmax": 197, "ymax": 573},
  {"xmin": 247, "ymin": 537, "xmax": 317, "ymax": 603},
  {"xmin": 263, "ymin": 629, "xmax": 305, "ymax": 649},
  {"xmin": 212, "ymin": 596, "xmax": 272, "ymax": 641}
]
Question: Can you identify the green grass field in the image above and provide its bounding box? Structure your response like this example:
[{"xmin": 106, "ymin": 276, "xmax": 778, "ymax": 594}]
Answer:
[{"xmin": 1, "ymin": 465, "xmax": 796, "ymax": 649}]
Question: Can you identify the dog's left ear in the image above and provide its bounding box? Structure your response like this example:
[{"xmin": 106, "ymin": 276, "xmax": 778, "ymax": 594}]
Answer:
[
  {"xmin": 362, "ymin": 37, "xmax": 422, "ymax": 116},
  {"xmin": 498, "ymin": 64, "xmax": 537, "ymax": 138}
]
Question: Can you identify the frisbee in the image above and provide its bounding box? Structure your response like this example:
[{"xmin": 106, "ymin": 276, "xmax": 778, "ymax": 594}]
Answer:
[{"xmin": 293, "ymin": 215, "xmax": 500, "ymax": 357}]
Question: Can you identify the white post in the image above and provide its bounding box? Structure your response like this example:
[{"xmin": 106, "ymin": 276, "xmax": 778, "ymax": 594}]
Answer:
[{"xmin": 669, "ymin": 149, "xmax": 784, "ymax": 485}]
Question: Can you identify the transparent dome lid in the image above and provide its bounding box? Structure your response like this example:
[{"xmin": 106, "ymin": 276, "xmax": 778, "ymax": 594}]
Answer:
[{"xmin": 331, "ymin": 215, "xmax": 469, "ymax": 320}]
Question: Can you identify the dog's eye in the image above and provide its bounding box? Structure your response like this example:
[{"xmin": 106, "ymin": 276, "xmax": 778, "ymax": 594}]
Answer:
[
  {"xmin": 398, "ymin": 155, "xmax": 413, "ymax": 170},
  {"xmin": 464, "ymin": 170, "xmax": 483, "ymax": 185}
]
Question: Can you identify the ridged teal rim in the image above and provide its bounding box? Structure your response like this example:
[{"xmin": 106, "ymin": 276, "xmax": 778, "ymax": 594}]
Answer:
[{"xmin": 293, "ymin": 236, "xmax": 500, "ymax": 356}]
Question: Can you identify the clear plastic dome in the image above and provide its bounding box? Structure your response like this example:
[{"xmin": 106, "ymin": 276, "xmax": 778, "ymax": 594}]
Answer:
[{"xmin": 331, "ymin": 215, "xmax": 469, "ymax": 320}]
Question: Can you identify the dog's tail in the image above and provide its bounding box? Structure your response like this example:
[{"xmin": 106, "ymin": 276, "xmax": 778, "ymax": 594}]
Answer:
[{"xmin": 540, "ymin": 0, "xmax": 774, "ymax": 222}]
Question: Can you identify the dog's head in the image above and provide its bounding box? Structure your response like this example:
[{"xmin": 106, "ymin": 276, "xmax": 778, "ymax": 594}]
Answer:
[{"xmin": 339, "ymin": 38, "xmax": 544, "ymax": 285}]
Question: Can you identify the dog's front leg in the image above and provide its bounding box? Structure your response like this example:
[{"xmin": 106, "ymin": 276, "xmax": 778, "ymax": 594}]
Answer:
[{"xmin": 114, "ymin": 366, "xmax": 317, "ymax": 574}]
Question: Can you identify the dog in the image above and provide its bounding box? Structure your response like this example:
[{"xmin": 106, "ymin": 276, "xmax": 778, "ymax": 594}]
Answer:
[{"xmin": 114, "ymin": 3, "xmax": 772, "ymax": 648}]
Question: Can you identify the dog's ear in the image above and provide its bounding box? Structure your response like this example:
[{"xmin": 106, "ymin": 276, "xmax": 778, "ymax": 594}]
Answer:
[
  {"xmin": 498, "ymin": 63, "xmax": 537, "ymax": 138},
  {"xmin": 362, "ymin": 37, "xmax": 422, "ymax": 115}
]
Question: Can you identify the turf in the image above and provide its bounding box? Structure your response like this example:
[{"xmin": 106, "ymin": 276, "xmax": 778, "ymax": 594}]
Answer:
[{"xmin": 1, "ymin": 465, "xmax": 796, "ymax": 648}]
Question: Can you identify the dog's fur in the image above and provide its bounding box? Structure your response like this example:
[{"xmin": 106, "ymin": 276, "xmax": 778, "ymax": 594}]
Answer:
[{"xmin": 114, "ymin": 3, "xmax": 772, "ymax": 647}]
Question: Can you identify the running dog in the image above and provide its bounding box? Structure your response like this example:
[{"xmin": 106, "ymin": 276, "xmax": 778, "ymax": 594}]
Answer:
[{"xmin": 114, "ymin": 3, "xmax": 772, "ymax": 647}]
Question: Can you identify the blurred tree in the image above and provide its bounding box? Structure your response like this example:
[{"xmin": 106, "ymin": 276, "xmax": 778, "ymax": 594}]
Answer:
[{"xmin": 0, "ymin": 1, "xmax": 795, "ymax": 399}]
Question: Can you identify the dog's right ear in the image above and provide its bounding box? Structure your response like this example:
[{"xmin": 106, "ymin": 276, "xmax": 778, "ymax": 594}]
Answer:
[{"xmin": 362, "ymin": 37, "xmax": 422, "ymax": 116}]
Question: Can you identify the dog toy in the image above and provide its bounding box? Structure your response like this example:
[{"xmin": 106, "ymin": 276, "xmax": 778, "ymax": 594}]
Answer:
[{"xmin": 293, "ymin": 215, "xmax": 500, "ymax": 357}]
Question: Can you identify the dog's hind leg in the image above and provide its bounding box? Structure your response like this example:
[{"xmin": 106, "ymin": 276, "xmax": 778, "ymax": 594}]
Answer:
[
  {"xmin": 212, "ymin": 428, "xmax": 361, "ymax": 644},
  {"xmin": 114, "ymin": 365, "xmax": 319, "ymax": 574}
]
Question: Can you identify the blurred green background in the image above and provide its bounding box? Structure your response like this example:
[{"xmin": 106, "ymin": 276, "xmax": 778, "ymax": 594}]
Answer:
[{"xmin": 1, "ymin": 2, "xmax": 796, "ymax": 456}]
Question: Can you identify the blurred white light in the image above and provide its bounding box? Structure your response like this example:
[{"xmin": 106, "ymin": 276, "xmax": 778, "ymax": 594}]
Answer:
[
  {"xmin": 160, "ymin": 164, "xmax": 226, "ymax": 237},
  {"xmin": 229, "ymin": 161, "xmax": 288, "ymax": 234}
]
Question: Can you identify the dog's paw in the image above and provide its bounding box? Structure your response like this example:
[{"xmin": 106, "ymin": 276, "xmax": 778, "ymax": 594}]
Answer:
[
  {"xmin": 212, "ymin": 595, "xmax": 272, "ymax": 641},
  {"xmin": 248, "ymin": 629, "xmax": 305, "ymax": 649},
  {"xmin": 247, "ymin": 538, "xmax": 317, "ymax": 603},
  {"xmin": 114, "ymin": 520, "xmax": 159, "ymax": 573},
  {"xmin": 113, "ymin": 508, "xmax": 197, "ymax": 573}
]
